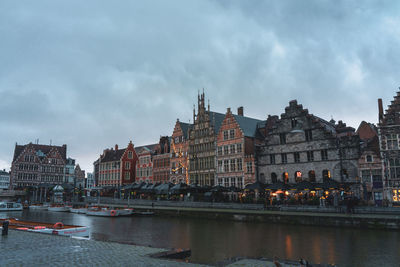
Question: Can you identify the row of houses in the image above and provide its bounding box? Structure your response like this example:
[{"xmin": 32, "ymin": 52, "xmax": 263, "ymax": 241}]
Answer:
[{"xmin": 92, "ymin": 90, "xmax": 400, "ymax": 203}]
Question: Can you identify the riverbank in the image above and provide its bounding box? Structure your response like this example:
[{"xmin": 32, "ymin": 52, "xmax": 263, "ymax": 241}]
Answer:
[{"xmin": 93, "ymin": 201, "xmax": 400, "ymax": 230}]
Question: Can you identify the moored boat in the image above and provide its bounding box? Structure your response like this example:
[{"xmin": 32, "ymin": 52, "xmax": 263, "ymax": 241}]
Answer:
[
  {"xmin": 48, "ymin": 205, "xmax": 70, "ymax": 212},
  {"xmin": 0, "ymin": 202, "xmax": 23, "ymax": 211},
  {"xmin": 69, "ymin": 207, "xmax": 88, "ymax": 214},
  {"xmin": 29, "ymin": 204, "xmax": 49, "ymax": 211},
  {"xmin": 86, "ymin": 207, "xmax": 133, "ymax": 217},
  {"xmin": 0, "ymin": 218, "xmax": 90, "ymax": 237}
]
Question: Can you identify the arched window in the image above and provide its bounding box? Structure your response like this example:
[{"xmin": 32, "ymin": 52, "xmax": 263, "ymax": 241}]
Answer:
[
  {"xmin": 308, "ymin": 170, "xmax": 316, "ymax": 182},
  {"xmin": 295, "ymin": 171, "xmax": 302, "ymax": 183},
  {"xmin": 282, "ymin": 172, "xmax": 289, "ymax": 184},
  {"xmin": 271, "ymin": 173, "xmax": 277, "ymax": 183},
  {"xmin": 322, "ymin": 170, "xmax": 331, "ymax": 181}
]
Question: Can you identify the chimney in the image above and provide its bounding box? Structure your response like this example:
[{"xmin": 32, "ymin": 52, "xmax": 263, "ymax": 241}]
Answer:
[
  {"xmin": 378, "ymin": 98, "xmax": 383, "ymax": 123},
  {"xmin": 115, "ymin": 144, "xmax": 118, "ymax": 151},
  {"xmin": 238, "ymin": 106, "xmax": 244, "ymax": 116}
]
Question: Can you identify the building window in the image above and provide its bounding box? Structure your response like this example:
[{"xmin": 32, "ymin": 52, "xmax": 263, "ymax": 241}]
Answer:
[
  {"xmin": 291, "ymin": 118, "xmax": 297, "ymax": 128},
  {"xmin": 223, "ymin": 131, "xmax": 229, "ymax": 140},
  {"xmin": 271, "ymin": 173, "xmax": 277, "ymax": 183},
  {"xmin": 387, "ymin": 134, "xmax": 399, "ymax": 150},
  {"xmin": 230, "ymin": 129, "xmax": 235, "ymax": 139},
  {"xmin": 279, "ymin": 133, "xmax": 286, "ymax": 145},
  {"xmin": 305, "ymin": 129, "xmax": 313, "ymax": 141},
  {"xmin": 128, "ymin": 151, "xmax": 133, "ymax": 159},
  {"xmin": 125, "ymin": 171, "xmax": 130, "ymax": 180},
  {"xmin": 361, "ymin": 170, "xmax": 370, "ymax": 183},
  {"xmin": 230, "ymin": 159, "xmax": 236, "ymax": 172},
  {"xmin": 246, "ymin": 162, "xmax": 253, "ymax": 173},
  {"xmin": 389, "ymin": 158, "xmax": 400, "ymax": 179},
  {"xmin": 237, "ymin": 143, "xmax": 242, "ymax": 153},
  {"xmin": 309, "ymin": 170, "xmax": 316, "ymax": 182},
  {"xmin": 321, "ymin": 149, "xmax": 328, "ymax": 161},
  {"xmin": 307, "ymin": 151, "xmax": 314, "ymax": 162},
  {"xmin": 224, "ymin": 160, "xmax": 229, "ymax": 172},
  {"xmin": 224, "ymin": 146, "xmax": 229, "ymax": 155},
  {"xmin": 281, "ymin": 153, "xmax": 287, "ymax": 164},
  {"xmin": 366, "ymin": 155, "xmax": 373, "ymax": 163},
  {"xmin": 230, "ymin": 144, "xmax": 236, "ymax": 154},
  {"xmin": 218, "ymin": 146, "xmax": 222, "ymax": 156},
  {"xmin": 294, "ymin": 152, "xmax": 300, "ymax": 163},
  {"xmin": 218, "ymin": 160, "xmax": 223, "ymax": 172},
  {"xmin": 125, "ymin": 162, "xmax": 130, "ymax": 169},
  {"xmin": 270, "ymin": 154, "xmax": 275, "ymax": 165},
  {"xmin": 237, "ymin": 159, "xmax": 242, "ymax": 171},
  {"xmin": 322, "ymin": 169, "xmax": 331, "ymax": 181}
]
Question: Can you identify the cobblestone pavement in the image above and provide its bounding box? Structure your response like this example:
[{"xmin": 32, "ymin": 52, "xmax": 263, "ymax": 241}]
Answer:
[
  {"xmin": 0, "ymin": 230, "xmax": 304, "ymax": 267},
  {"xmin": 0, "ymin": 230, "xmax": 207, "ymax": 267}
]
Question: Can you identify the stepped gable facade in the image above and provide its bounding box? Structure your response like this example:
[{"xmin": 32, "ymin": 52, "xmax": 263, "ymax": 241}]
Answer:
[
  {"xmin": 11, "ymin": 143, "xmax": 67, "ymax": 188},
  {"xmin": 152, "ymin": 136, "xmax": 171, "ymax": 184},
  {"xmin": 188, "ymin": 92, "xmax": 225, "ymax": 186},
  {"xmin": 135, "ymin": 143, "xmax": 158, "ymax": 183},
  {"xmin": 258, "ymin": 100, "xmax": 360, "ymax": 184},
  {"xmin": 216, "ymin": 106, "xmax": 265, "ymax": 188},
  {"xmin": 170, "ymin": 120, "xmax": 192, "ymax": 184},
  {"xmin": 378, "ymin": 90, "xmax": 400, "ymax": 203},
  {"xmin": 357, "ymin": 121, "xmax": 383, "ymax": 203},
  {"xmin": 97, "ymin": 141, "xmax": 137, "ymax": 186}
]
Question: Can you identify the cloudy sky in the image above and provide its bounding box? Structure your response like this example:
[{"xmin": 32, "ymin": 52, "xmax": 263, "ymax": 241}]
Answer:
[{"xmin": 1, "ymin": 1, "xmax": 399, "ymax": 173}]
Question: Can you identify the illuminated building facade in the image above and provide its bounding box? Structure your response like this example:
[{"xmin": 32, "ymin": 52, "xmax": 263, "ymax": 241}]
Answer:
[
  {"xmin": 170, "ymin": 120, "xmax": 192, "ymax": 184},
  {"xmin": 216, "ymin": 107, "xmax": 265, "ymax": 188},
  {"xmin": 258, "ymin": 100, "xmax": 360, "ymax": 184},
  {"xmin": 378, "ymin": 91, "xmax": 400, "ymax": 203}
]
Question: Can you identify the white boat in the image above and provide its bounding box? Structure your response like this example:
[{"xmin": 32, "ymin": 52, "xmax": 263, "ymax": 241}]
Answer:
[
  {"xmin": 86, "ymin": 207, "xmax": 133, "ymax": 217},
  {"xmin": 29, "ymin": 204, "xmax": 49, "ymax": 211},
  {"xmin": 48, "ymin": 205, "xmax": 70, "ymax": 212},
  {"xmin": 69, "ymin": 207, "xmax": 88, "ymax": 214},
  {"xmin": 0, "ymin": 202, "xmax": 23, "ymax": 211},
  {"xmin": 0, "ymin": 218, "xmax": 90, "ymax": 237}
]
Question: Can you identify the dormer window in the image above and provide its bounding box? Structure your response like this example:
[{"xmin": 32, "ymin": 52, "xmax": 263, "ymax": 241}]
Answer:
[{"xmin": 366, "ymin": 155, "xmax": 373, "ymax": 163}]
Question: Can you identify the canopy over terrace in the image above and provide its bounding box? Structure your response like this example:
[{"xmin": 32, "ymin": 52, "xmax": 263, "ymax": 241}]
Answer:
[
  {"xmin": 155, "ymin": 183, "xmax": 174, "ymax": 195},
  {"xmin": 244, "ymin": 181, "xmax": 266, "ymax": 191}
]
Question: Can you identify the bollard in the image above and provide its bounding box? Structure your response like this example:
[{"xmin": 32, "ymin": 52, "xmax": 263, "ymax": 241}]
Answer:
[{"xmin": 2, "ymin": 220, "xmax": 9, "ymax": 236}]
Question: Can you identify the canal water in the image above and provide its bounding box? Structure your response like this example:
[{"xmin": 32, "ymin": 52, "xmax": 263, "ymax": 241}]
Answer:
[{"xmin": 2, "ymin": 210, "xmax": 400, "ymax": 266}]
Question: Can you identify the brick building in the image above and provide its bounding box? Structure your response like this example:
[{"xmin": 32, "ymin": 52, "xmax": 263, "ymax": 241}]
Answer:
[
  {"xmin": 135, "ymin": 144, "xmax": 158, "ymax": 183},
  {"xmin": 258, "ymin": 100, "xmax": 360, "ymax": 184},
  {"xmin": 170, "ymin": 120, "xmax": 192, "ymax": 184},
  {"xmin": 97, "ymin": 141, "xmax": 138, "ymax": 186},
  {"xmin": 357, "ymin": 121, "xmax": 383, "ymax": 203},
  {"xmin": 378, "ymin": 91, "xmax": 400, "ymax": 203},
  {"xmin": 74, "ymin": 164, "xmax": 86, "ymax": 189},
  {"xmin": 152, "ymin": 136, "xmax": 171, "ymax": 184},
  {"xmin": 216, "ymin": 107, "xmax": 265, "ymax": 188},
  {"xmin": 11, "ymin": 143, "xmax": 67, "ymax": 188}
]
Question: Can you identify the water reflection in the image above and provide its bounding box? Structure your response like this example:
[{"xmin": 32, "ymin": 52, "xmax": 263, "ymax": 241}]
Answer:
[{"xmin": 2, "ymin": 210, "xmax": 400, "ymax": 266}]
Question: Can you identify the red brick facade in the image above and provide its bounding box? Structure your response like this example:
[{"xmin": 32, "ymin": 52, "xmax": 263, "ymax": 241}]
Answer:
[
  {"xmin": 170, "ymin": 120, "xmax": 191, "ymax": 184},
  {"xmin": 98, "ymin": 141, "xmax": 138, "ymax": 186}
]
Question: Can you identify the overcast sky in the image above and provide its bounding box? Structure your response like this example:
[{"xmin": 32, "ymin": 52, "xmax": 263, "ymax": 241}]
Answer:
[{"xmin": 1, "ymin": 1, "xmax": 399, "ymax": 173}]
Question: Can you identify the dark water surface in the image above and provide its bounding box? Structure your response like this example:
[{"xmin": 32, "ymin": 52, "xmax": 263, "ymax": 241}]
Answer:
[{"xmin": 2, "ymin": 210, "xmax": 400, "ymax": 266}]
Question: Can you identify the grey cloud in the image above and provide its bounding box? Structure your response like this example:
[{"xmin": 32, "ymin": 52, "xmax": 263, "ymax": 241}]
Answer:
[{"xmin": 0, "ymin": 1, "xmax": 399, "ymax": 171}]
